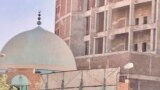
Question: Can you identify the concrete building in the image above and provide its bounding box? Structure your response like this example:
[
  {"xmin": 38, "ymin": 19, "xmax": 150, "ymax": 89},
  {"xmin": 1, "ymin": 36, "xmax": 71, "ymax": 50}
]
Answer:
[{"xmin": 55, "ymin": 0, "xmax": 160, "ymax": 90}]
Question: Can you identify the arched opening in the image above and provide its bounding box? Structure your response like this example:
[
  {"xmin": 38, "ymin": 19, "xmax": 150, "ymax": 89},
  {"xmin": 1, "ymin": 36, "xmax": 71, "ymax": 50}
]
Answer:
[{"xmin": 11, "ymin": 75, "xmax": 30, "ymax": 90}]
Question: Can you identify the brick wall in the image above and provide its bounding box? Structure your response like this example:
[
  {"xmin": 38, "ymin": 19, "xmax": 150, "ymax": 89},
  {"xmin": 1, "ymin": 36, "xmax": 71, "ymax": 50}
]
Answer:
[
  {"xmin": 118, "ymin": 82, "xmax": 129, "ymax": 90},
  {"xmin": 76, "ymin": 52, "xmax": 160, "ymax": 77},
  {"xmin": 7, "ymin": 68, "xmax": 41, "ymax": 90}
]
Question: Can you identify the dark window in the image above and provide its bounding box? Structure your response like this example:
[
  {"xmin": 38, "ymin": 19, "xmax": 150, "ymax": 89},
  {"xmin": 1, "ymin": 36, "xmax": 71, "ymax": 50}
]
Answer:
[
  {"xmin": 119, "ymin": 76, "xmax": 127, "ymax": 83},
  {"xmin": 143, "ymin": 16, "xmax": 148, "ymax": 24},
  {"xmin": 86, "ymin": 17, "xmax": 90, "ymax": 35},
  {"xmin": 95, "ymin": 38, "xmax": 103, "ymax": 54},
  {"xmin": 142, "ymin": 42, "xmax": 147, "ymax": 52},
  {"xmin": 56, "ymin": 6, "xmax": 60, "ymax": 20},
  {"xmin": 55, "ymin": 29, "xmax": 59, "ymax": 35},
  {"xmin": 97, "ymin": 12, "xmax": 104, "ymax": 32},
  {"xmin": 85, "ymin": 41, "xmax": 89, "ymax": 55},
  {"xmin": 98, "ymin": 0, "xmax": 105, "ymax": 7},
  {"xmin": 134, "ymin": 44, "xmax": 138, "ymax": 51},
  {"xmin": 56, "ymin": 6, "xmax": 60, "ymax": 14},
  {"xmin": 135, "ymin": 18, "xmax": 139, "ymax": 25}
]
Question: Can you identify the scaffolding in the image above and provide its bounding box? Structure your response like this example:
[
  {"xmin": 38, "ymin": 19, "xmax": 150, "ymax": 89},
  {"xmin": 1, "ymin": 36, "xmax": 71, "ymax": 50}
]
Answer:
[{"xmin": 40, "ymin": 68, "xmax": 120, "ymax": 90}]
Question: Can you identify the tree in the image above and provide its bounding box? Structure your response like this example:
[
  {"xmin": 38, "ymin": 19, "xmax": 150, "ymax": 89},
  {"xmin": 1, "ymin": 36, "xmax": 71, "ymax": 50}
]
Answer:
[
  {"xmin": 0, "ymin": 74, "xmax": 10, "ymax": 90},
  {"xmin": 0, "ymin": 74, "xmax": 17, "ymax": 90}
]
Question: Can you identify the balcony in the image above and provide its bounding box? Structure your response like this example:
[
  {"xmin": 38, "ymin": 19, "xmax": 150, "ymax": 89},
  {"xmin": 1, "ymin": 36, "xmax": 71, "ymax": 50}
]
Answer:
[
  {"xmin": 133, "ymin": 23, "xmax": 156, "ymax": 31},
  {"xmin": 135, "ymin": 0, "xmax": 152, "ymax": 4},
  {"xmin": 111, "ymin": 18, "xmax": 129, "ymax": 35}
]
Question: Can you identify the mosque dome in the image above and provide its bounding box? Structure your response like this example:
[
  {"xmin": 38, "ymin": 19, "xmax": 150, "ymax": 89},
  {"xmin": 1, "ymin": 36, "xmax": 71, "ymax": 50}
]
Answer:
[{"xmin": 0, "ymin": 26, "xmax": 76, "ymax": 71}]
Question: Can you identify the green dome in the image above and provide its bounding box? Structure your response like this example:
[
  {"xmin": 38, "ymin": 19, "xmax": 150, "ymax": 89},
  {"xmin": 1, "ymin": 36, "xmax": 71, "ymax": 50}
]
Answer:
[{"xmin": 0, "ymin": 27, "xmax": 76, "ymax": 71}]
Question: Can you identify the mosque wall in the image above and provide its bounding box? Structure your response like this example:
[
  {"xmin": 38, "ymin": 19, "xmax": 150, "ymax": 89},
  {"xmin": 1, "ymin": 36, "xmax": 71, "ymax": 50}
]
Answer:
[{"xmin": 7, "ymin": 68, "xmax": 41, "ymax": 90}]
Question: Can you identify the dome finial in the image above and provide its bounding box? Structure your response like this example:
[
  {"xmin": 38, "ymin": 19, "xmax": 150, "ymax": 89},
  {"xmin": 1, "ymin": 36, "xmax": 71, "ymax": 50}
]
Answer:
[{"xmin": 37, "ymin": 11, "xmax": 42, "ymax": 26}]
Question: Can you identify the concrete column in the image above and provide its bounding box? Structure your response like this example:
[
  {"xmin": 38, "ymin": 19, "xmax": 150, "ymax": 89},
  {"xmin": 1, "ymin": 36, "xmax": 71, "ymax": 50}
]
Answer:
[
  {"xmin": 103, "ymin": 37, "xmax": 105, "ymax": 53},
  {"xmin": 150, "ymin": 29, "xmax": 155, "ymax": 51},
  {"xmin": 93, "ymin": 37, "xmax": 96, "ymax": 54},
  {"xmin": 105, "ymin": 0, "xmax": 107, "ymax": 5},
  {"xmin": 129, "ymin": 0, "xmax": 135, "ymax": 25},
  {"xmin": 156, "ymin": 0, "xmax": 160, "ymax": 21},
  {"xmin": 150, "ymin": 0, "xmax": 156, "ymax": 52},
  {"xmin": 138, "ymin": 80, "xmax": 141, "ymax": 90},
  {"xmin": 155, "ymin": 0, "xmax": 160, "ymax": 53},
  {"xmin": 95, "ymin": 0, "xmax": 98, "ymax": 7},
  {"xmin": 103, "ymin": 11, "xmax": 107, "ymax": 53},
  {"xmin": 65, "ymin": 0, "xmax": 67, "ymax": 14},
  {"xmin": 104, "ymin": 11, "xmax": 107, "ymax": 31},
  {"xmin": 128, "ymin": 0, "xmax": 135, "ymax": 51},
  {"xmin": 82, "ymin": 0, "xmax": 87, "ymax": 11},
  {"xmin": 151, "ymin": 0, "xmax": 156, "ymax": 23},
  {"xmin": 90, "ymin": 10, "xmax": 96, "ymax": 54},
  {"xmin": 106, "ymin": 5, "xmax": 112, "ymax": 53}
]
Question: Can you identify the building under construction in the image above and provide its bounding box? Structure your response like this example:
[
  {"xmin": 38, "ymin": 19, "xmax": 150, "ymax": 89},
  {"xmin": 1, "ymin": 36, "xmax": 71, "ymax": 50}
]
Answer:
[{"xmin": 55, "ymin": 0, "xmax": 160, "ymax": 90}]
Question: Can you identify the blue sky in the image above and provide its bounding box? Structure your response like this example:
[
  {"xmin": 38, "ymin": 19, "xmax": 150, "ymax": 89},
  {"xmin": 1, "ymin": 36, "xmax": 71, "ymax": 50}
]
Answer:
[{"xmin": 0, "ymin": 0, "xmax": 55, "ymax": 50}]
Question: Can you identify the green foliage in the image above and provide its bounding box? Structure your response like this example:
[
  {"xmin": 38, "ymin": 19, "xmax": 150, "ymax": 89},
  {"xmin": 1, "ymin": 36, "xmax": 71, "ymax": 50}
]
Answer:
[
  {"xmin": 0, "ymin": 74, "xmax": 17, "ymax": 90},
  {"xmin": 0, "ymin": 74, "xmax": 10, "ymax": 90}
]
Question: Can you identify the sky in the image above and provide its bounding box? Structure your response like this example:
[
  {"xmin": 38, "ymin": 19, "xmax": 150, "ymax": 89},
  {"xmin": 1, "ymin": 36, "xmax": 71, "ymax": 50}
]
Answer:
[{"xmin": 0, "ymin": 0, "xmax": 55, "ymax": 50}]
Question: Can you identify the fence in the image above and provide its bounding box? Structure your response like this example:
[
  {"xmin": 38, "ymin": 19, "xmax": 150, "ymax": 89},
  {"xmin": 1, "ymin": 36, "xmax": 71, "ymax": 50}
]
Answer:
[{"xmin": 40, "ymin": 68, "xmax": 120, "ymax": 90}]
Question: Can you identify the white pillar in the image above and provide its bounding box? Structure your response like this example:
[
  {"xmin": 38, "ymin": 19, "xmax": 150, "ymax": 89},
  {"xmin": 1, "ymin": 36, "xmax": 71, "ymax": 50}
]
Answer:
[
  {"xmin": 155, "ymin": 0, "xmax": 160, "ymax": 53},
  {"xmin": 103, "ymin": 37, "xmax": 105, "ymax": 53},
  {"xmin": 90, "ymin": 10, "xmax": 96, "ymax": 54},
  {"xmin": 138, "ymin": 80, "xmax": 141, "ymax": 90},
  {"xmin": 106, "ymin": 5, "xmax": 112, "ymax": 53},
  {"xmin": 150, "ymin": 29, "xmax": 155, "ymax": 51},
  {"xmin": 151, "ymin": 0, "xmax": 156, "ymax": 23},
  {"xmin": 150, "ymin": 0, "xmax": 156, "ymax": 52},
  {"xmin": 128, "ymin": 0, "xmax": 135, "ymax": 51},
  {"xmin": 104, "ymin": 11, "xmax": 107, "ymax": 53}
]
